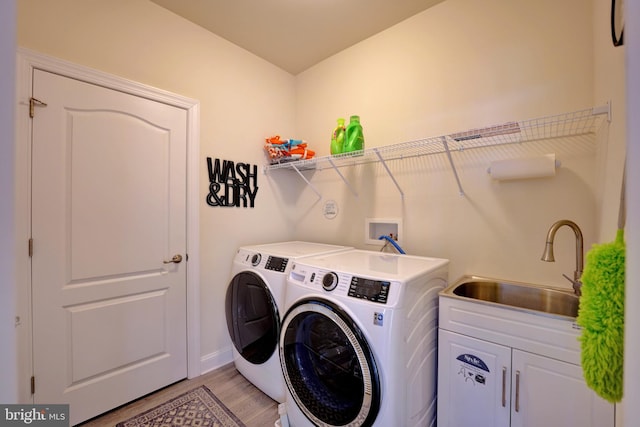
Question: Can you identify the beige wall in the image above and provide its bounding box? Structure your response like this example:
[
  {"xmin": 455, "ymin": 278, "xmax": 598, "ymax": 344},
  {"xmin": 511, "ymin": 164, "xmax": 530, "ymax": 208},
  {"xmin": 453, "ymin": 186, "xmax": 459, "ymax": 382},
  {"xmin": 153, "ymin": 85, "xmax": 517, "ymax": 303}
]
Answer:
[
  {"xmin": 592, "ymin": 0, "xmax": 627, "ymax": 422},
  {"xmin": 593, "ymin": 0, "xmax": 627, "ymax": 241},
  {"xmin": 17, "ymin": 0, "xmax": 300, "ymax": 376},
  {"xmin": 296, "ymin": 0, "xmax": 594, "ymax": 150},
  {"xmin": 293, "ymin": 0, "xmax": 625, "ymax": 289},
  {"xmin": 16, "ymin": 0, "xmax": 626, "ymax": 400}
]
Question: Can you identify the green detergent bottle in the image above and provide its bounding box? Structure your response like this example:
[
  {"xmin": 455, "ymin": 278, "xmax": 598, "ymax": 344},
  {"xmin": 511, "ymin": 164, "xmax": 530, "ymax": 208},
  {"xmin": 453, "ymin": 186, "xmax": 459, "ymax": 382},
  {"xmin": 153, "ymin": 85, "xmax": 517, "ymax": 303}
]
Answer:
[
  {"xmin": 330, "ymin": 118, "xmax": 346, "ymax": 155},
  {"xmin": 344, "ymin": 115, "xmax": 364, "ymax": 153}
]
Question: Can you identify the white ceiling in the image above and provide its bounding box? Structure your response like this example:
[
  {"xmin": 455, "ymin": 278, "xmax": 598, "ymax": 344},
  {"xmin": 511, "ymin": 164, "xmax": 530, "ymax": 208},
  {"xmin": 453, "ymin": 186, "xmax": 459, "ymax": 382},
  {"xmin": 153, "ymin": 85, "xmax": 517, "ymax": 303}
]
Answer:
[{"xmin": 150, "ymin": 0, "xmax": 445, "ymax": 75}]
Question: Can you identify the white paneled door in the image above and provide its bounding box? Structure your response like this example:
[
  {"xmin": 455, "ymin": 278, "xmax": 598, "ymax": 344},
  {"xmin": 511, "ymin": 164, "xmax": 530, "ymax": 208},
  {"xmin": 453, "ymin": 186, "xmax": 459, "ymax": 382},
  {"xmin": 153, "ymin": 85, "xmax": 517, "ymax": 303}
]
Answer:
[{"xmin": 30, "ymin": 69, "xmax": 188, "ymax": 425}]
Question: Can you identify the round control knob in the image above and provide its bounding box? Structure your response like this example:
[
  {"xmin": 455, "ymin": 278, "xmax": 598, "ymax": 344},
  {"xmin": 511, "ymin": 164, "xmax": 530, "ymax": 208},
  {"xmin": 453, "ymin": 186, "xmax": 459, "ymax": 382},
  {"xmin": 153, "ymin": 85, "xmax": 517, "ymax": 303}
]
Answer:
[
  {"xmin": 251, "ymin": 253, "xmax": 262, "ymax": 266},
  {"xmin": 322, "ymin": 272, "xmax": 339, "ymax": 291}
]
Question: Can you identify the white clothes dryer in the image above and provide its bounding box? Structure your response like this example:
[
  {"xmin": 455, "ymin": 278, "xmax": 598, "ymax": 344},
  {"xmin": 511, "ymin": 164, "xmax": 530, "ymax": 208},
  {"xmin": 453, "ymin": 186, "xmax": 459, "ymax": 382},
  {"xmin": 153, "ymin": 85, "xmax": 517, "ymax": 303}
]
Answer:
[
  {"xmin": 225, "ymin": 241, "xmax": 351, "ymax": 403},
  {"xmin": 279, "ymin": 249, "xmax": 449, "ymax": 426}
]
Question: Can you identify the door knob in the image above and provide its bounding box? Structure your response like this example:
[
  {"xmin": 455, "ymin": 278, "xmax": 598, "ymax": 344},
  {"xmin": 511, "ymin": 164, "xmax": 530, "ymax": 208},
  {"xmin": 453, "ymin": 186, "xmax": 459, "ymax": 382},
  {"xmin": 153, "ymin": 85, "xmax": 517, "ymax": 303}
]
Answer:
[{"xmin": 163, "ymin": 254, "xmax": 183, "ymax": 264}]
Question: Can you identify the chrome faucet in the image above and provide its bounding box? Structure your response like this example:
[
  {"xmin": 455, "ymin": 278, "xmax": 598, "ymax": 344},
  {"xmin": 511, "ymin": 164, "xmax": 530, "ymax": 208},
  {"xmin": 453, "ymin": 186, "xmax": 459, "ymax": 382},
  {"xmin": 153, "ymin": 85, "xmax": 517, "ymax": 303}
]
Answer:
[{"xmin": 541, "ymin": 220, "xmax": 584, "ymax": 296}]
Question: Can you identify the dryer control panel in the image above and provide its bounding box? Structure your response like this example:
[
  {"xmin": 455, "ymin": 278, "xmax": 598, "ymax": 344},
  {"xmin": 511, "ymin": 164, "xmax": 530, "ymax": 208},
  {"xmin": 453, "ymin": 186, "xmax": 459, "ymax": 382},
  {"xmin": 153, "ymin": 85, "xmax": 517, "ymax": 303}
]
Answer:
[
  {"xmin": 265, "ymin": 256, "xmax": 289, "ymax": 272},
  {"xmin": 236, "ymin": 249, "xmax": 289, "ymax": 272}
]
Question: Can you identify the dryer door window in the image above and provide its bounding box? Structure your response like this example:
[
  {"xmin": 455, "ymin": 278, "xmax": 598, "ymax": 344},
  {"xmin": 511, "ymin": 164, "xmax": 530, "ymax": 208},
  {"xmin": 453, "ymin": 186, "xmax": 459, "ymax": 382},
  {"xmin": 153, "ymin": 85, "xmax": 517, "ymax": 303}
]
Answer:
[
  {"xmin": 280, "ymin": 299, "xmax": 380, "ymax": 427},
  {"xmin": 225, "ymin": 271, "xmax": 279, "ymax": 364}
]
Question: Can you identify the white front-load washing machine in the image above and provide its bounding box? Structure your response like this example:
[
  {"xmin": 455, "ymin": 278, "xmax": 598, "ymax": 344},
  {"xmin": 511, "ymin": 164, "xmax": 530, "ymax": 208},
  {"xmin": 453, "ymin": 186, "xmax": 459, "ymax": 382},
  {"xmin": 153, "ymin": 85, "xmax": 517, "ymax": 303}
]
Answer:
[
  {"xmin": 279, "ymin": 249, "xmax": 449, "ymax": 426},
  {"xmin": 225, "ymin": 241, "xmax": 352, "ymax": 403}
]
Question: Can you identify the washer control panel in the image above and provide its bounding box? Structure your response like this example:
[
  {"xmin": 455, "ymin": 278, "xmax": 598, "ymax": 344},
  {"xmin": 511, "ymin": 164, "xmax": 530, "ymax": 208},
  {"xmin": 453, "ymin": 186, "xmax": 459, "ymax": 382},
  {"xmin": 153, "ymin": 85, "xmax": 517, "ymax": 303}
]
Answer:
[
  {"xmin": 348, "ymin": 277, "xmax": 390, "ymax": 304},
  {"xmin": 291, "ymin": 264, "xmax": 392, "ymax": 305}
]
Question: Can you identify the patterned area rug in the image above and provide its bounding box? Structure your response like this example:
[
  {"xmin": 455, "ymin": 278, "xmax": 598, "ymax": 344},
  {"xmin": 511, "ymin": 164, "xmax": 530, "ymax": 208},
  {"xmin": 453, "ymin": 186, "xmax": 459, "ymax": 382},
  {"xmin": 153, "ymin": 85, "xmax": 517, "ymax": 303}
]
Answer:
[{"xmin": 116, "ymin": 386, "xmax": 246, "ymax": 427}]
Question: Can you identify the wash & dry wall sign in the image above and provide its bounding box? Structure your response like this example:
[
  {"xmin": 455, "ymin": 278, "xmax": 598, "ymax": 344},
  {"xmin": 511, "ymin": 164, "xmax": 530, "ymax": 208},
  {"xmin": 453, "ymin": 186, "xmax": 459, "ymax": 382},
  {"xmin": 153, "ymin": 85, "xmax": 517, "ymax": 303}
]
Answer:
[{"xmin": 206, "ymin": 157, "xmax": 258, "ymax": 208}]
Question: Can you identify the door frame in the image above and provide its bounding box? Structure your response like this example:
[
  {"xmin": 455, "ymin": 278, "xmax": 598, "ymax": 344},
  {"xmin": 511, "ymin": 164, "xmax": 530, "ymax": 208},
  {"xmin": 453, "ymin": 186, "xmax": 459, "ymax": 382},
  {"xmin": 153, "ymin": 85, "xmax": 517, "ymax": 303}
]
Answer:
[{"xmin": 14, "ymin": 48, "xmax": 201, "ymax": 403}]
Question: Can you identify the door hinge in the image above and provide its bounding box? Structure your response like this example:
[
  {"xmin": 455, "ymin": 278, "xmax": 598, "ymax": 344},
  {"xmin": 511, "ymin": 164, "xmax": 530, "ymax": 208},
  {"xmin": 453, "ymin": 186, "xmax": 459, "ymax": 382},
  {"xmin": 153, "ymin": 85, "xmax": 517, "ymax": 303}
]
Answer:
[
  {"xmin": 31, "ymin": 376, "xmax": 35, "ymax": 395},
  {"xmin": 28, "ymin": 238, "xmax": 33, "ymax": 257},
  {"xmin": 29, "ymin": 97, "xmax": 47, "ymax": 118}
]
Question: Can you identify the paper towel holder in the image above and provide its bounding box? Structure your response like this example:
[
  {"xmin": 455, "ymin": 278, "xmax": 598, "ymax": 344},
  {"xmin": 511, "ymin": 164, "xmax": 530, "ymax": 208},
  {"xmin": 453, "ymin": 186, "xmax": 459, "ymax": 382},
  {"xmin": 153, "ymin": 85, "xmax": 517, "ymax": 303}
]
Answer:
[
  {"xmin": 486, "ymin": 159, "xmax": 561, "ymax": 174},
  {"xmin": 486, "ymin": 154, "xmax": 561, "ymax": 181}
]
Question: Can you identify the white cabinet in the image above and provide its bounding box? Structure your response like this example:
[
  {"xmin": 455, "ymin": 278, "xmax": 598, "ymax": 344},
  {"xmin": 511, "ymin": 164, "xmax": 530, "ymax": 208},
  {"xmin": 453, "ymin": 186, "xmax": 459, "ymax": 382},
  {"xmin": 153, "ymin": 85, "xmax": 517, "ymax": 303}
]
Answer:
[
  {"xmin": 511, "ymin": 349, "xmax": 613, "ymax": 427},
  {"xmin": 438, "ymin": 330, "xmax": 511, "ymax": 427},
  {"xmin": 437, "ymin": 296, "xmax": 615, "ymax": 427}
]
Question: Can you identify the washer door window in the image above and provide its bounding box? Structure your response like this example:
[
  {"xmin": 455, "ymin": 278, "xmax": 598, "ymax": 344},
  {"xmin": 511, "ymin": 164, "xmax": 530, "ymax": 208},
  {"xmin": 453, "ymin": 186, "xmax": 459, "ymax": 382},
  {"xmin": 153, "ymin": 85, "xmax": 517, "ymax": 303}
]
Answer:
[
  {"xmin": 280, "ymin": 299, "xmax": 380, "ymax": 427},
  {"xmin": 225, "ymin": 271, "xmax": 279, "ymax": 364}
]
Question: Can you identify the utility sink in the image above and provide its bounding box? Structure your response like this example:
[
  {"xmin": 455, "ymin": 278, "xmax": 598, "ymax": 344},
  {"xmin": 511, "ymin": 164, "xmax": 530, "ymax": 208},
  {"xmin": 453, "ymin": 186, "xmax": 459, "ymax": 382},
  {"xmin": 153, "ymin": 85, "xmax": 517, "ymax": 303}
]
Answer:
[{"xmin": 441, "ymin": 275, "xmax": 579, "ymax": 318}]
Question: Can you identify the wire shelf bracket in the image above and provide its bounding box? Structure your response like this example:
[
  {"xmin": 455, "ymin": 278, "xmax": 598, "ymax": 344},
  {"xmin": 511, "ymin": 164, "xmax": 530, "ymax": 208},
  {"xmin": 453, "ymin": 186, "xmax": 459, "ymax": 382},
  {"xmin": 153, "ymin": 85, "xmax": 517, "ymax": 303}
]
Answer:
[
  {"xmin": 327, "ymin": 157, "xmax": 358, "ymax": 197},
  {"xmin": 373, "ymin": 148, "xmax": 404, "ymax": 197},
  {"xmin": 290, "ymin": 163, "xmax": 322, "ymax": 200},
  {"xmin": 442, "ymin": 137, "xmax": 465, "ymax": 196}
]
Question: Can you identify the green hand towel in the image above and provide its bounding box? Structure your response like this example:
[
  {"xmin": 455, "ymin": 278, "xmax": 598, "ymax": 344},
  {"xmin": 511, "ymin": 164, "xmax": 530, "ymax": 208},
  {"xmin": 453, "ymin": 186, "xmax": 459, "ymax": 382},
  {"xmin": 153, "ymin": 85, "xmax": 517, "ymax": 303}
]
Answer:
[{"xmin": 577, "ymin": 228, "xmax": 625, "ymax": 403}]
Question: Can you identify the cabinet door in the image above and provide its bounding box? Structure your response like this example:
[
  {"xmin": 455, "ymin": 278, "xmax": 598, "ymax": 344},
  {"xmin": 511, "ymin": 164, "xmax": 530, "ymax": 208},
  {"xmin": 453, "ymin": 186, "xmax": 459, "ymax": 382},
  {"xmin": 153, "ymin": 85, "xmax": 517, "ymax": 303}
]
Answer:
[
  {"xmin": 511, "ymin": 349, "xmax": 614, "ymax": 427},
  {"xmin": 438, "ymin": 330, "xmax": 511, "ymax": 427}
]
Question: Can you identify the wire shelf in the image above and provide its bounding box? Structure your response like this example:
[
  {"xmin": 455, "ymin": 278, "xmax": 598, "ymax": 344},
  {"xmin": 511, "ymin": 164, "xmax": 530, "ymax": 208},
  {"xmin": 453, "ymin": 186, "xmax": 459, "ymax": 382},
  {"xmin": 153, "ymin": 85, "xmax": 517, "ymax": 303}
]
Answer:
[
  {"xmin": 449, "ymin": 106, "xmax": 608, "ymax": 152},
  {"xmin": 265, "ymin": 136, "xmax": 450, "ymax": 171},
  {"xmin": 264, "ymin": 104, "xmax": 610, "ymax": 196}
]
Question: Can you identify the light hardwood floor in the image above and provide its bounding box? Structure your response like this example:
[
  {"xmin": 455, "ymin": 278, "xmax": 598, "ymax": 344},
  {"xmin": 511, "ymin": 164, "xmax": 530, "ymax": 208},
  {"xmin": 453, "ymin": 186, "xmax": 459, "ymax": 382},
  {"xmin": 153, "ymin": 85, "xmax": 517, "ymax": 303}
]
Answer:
[{"xmin": 78, "ymin": 363, "xmax": 279, "ymax": 427}]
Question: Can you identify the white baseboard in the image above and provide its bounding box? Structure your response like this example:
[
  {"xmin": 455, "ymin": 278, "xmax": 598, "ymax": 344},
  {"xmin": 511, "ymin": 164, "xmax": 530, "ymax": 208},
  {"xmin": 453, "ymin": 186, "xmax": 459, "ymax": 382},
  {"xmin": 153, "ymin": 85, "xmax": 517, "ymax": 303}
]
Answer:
[{"xmin": 199, "ymin": 347, "xmax": 234, "ymax": 375}]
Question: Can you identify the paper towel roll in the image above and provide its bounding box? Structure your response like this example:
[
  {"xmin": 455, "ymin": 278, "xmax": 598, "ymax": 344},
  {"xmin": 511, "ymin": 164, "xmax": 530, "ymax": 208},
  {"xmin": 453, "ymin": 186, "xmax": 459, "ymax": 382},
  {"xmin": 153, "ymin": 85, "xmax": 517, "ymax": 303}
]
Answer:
[{"xmin": 488, "ymin": 154, "xmax": 559, "ymax": 181}]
